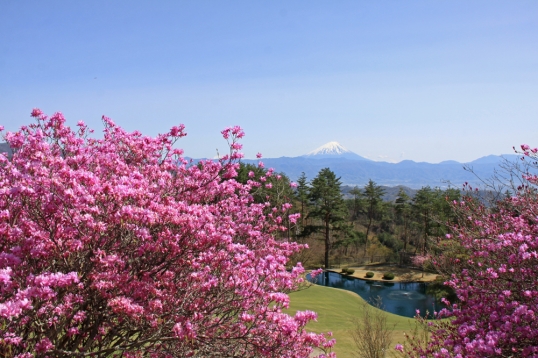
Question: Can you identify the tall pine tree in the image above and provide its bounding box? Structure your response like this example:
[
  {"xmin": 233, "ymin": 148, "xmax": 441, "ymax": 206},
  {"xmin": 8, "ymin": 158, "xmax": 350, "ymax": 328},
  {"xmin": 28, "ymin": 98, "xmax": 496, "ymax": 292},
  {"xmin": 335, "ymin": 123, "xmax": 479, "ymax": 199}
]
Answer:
[
  {"xmin": 395, "ymin": 188, "xmax": 412, "ymax": 252},
  {"xmin": 362, "ymin": 179, "xmax": 386, "ymax": 254},
  {"xmin": 295, "ymin": 172, "xmax": 309, "ymax": 229},
  {"xmin": 308, "ymin": 168, "xmax": 347, "ymax": 269}
]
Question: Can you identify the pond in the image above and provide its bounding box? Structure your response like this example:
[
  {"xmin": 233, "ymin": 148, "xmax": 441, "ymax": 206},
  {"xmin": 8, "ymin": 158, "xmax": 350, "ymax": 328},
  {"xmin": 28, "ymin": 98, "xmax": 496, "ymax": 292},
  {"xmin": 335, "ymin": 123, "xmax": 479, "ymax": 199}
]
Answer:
[{"xmin": 309, "ymin": 271, "xmax": 447, "ymax": 318}]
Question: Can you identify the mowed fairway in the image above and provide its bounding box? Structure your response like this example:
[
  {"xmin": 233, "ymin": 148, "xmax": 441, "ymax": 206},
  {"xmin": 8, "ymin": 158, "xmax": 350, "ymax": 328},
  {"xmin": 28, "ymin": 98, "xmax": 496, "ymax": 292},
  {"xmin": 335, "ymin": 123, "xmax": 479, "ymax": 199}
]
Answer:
[{"xmin": 287, "ymin": 284, "xmax": 415, "ymax": 357}]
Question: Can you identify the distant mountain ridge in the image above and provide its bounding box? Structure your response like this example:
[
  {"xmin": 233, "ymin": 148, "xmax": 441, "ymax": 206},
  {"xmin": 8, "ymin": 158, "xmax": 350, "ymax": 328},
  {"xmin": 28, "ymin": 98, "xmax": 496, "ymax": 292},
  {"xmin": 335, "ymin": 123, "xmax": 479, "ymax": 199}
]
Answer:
[
  {"xmin": 0, "ymin": 142, "xmax": 12, "ymax": 159},
  {"xmin": 239, "ymin": 141, "xmax": 521, "ymax": 189},
  {"xmin": 241, "ymin": 153, "xmax": 520, "ymax": 189}
]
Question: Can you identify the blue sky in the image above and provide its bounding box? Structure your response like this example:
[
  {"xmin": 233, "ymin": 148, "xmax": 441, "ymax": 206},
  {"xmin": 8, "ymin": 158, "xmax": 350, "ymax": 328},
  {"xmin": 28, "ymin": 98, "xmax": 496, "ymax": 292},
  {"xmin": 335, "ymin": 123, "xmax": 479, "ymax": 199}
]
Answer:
[{"xmin": 1, "ymin": 1, "xmax": 537, "ymax": 163}]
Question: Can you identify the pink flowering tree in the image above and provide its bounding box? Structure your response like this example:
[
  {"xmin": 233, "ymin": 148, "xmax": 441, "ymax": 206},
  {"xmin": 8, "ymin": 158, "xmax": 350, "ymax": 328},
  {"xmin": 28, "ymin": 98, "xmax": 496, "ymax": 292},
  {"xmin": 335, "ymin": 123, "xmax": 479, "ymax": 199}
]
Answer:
[
  {"xmin": 411, "ymin": 255, "xmax": 431, "ymax": 278},
  {"xmin": 400, "ymin": 144, "xmax": 538, "ymax": 357},
  {"xmin": 0, "ymin": 110, "xmax": 334, "ymax": 357},
  {"xmin": 411, "ymin": 255, "xmax": 429, "ymax": 269}
]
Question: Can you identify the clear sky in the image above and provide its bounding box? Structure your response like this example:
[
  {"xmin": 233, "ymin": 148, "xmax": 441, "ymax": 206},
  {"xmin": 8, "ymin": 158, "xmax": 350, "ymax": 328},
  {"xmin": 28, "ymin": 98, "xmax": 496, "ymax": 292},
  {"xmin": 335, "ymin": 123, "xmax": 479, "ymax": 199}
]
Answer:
[{"xmin": 1, "ymin": 1, "xmax": 537, "ymax": 163}]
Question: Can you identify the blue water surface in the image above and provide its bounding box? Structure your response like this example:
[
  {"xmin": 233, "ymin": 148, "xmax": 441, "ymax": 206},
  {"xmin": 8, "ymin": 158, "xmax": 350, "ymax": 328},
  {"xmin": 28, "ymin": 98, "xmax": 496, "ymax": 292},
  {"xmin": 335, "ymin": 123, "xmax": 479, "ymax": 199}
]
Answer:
[{"xmin": 309, "ymin": 271, "xmax": 446, "ymax": 318}]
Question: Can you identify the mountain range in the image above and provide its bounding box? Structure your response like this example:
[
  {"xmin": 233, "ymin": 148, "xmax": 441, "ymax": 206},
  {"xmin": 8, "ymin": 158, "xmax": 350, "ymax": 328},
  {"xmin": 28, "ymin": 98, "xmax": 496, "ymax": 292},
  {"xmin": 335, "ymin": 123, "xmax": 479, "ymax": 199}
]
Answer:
[
  {"xmin": 0, "ymin": 142, "xmax": 12, "ymax": 157},
  {"xmin": 241, "ymin": 142, "xmax": 521, "ymax": 189}
]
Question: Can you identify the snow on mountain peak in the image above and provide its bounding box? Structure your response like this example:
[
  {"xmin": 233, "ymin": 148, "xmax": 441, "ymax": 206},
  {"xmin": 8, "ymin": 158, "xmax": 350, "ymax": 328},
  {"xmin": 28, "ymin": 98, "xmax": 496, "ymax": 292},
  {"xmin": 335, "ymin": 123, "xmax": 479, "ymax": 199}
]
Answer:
[{"xmin": 306, "ymin": 141, "xmax": 351, "ymax": 156}]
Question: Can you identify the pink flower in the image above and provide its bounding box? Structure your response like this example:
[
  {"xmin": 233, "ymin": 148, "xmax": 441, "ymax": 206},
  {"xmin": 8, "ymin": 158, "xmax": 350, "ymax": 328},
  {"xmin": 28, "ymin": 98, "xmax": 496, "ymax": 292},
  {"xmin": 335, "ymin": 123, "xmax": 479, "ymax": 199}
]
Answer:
[
  {"xmin": 31, "ymin": 108, "xmax": 43, "ymax": 117},
  {"xmin": 67, "ymin": 327, "xmax": 80, "ymax": 336},
  {"xmin": 289, "ymin": 213, "xmax": 300, "ymax": 224},
  {"xmin": 310, "ymin": 268, "xmax": 324, "ymax": 279},
  {"xmin": 170, "ymin": 125, "xmax": 186, "ymax": 137},
  {"xmin": 220, "ymin": 127, "xmax": 231, "ymax": 139},
  {"xmin": 35, "ymin": 338, "xmax": 54, "ymax": 353},
  {"xmin": 0, "ymin": 267, "xmax": 13, "ymax": 284},
  {"xmin": 395, "ymin": 344, "xmax": 404, "ymax": 352},
  {"xmin": 256, "ymin": 152, "xmax": 262, "ymax": 158},
  {"xmin": 231, "ymin": 126, "xmax": 244, "ymax": 138},
  {"xmin": 294, "ymin": 310, "xmax": 317, "ymax": 325}
]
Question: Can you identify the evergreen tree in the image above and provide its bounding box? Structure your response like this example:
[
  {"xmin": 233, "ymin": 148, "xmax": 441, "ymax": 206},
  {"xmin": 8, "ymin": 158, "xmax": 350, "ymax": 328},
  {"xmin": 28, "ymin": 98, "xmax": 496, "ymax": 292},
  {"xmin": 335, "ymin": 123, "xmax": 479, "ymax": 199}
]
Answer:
[
  {"xmin": 395, "ymin": 188, "xmax": 412, "ymax": 252},
  {"xmin": 362, "ymin": 179, "xmax": 386, "ymax": 254},
  {"xmin": 412, "ymin": 186, "xmax": 436, "ymax": 254},
  {"xmin": 308, "ymin": 168, "xmax": 347, "ymax": 269},
  {"xmin": 296, "ymin": 172, "xmax": 309, "ymax": 229},
  {"xmin": 349, "ymin": 186, "xmax": 364, "ymax": 221}
]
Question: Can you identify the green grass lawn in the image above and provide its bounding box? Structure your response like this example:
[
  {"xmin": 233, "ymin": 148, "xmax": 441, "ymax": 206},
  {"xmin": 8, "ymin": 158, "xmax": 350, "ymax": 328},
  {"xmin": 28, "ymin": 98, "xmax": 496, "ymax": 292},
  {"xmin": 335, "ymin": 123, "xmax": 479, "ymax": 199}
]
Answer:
[{"xmin": 287, "ymin": 284, "xmax": 416, "ymax": 358}]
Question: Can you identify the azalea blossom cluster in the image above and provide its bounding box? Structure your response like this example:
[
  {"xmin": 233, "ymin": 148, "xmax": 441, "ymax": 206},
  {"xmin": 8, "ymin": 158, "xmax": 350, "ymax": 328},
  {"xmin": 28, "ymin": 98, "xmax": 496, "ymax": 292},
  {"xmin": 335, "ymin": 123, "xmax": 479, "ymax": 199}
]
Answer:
[
  {"xmin": 410, "ymin": 255, "xmax": 430, "ymax": 269},
  {"xmin": 0, "ymin": 110, "xmax": 334, "ymax": 357},
  {"xmin": 401, "ymin": 144, "xmax": 538, "ymax": 357}
]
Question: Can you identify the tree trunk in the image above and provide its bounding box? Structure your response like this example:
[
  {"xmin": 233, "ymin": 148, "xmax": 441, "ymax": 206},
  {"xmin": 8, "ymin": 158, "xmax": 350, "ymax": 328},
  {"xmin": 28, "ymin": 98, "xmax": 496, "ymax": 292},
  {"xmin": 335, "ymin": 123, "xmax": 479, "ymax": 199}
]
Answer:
[
  {"xmin": 364, "ymin": 216, "xmax": 373, "ymax": 255},
  {"xmin": 403, "ymin": 219, "xmax": 408, "ymax": 252},
  {"xmin": 325, "ymin": 217, "xmax": 330, "ymax": 269},
  {"xmin": 423, "ymin": 215, "xmax": 428, "ymax": 255},
  {"xmin": 301, "ymin": 201, "xmax": 305, "ymax": 229}
]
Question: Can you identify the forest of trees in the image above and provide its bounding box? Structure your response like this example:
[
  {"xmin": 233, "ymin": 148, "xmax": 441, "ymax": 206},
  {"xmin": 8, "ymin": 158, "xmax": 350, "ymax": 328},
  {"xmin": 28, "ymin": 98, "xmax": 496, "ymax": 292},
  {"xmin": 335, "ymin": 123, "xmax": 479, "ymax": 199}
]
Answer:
[{"xmin": 237, "ymin": 163, "xmax": 462, "ymax": 269}]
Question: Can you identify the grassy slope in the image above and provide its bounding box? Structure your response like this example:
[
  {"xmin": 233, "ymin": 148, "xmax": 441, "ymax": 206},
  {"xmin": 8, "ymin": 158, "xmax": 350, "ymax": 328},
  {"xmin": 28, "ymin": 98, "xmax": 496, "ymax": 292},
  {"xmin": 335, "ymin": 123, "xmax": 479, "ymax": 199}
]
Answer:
[{"xmin": 287, "ymin": 284, "xmax": 415, "ymax": 358}]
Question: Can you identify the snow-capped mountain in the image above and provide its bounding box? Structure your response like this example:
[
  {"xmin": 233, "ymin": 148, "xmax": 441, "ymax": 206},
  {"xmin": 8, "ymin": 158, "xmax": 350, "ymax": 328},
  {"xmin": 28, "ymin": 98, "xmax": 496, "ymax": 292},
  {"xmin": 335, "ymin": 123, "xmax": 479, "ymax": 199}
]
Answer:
[{"xmin": 302, "ymin": 141, "xmax": 371, "ymax": 161}]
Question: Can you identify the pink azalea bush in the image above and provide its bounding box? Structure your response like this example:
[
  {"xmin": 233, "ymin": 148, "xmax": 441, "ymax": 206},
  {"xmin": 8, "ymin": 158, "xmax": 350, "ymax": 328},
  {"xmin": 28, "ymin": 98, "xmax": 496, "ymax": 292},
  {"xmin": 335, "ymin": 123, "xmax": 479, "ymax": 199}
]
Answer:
[
  {"xmin": 400, "ymin": 144, "xmax": 538, "ymax": 357},
  {"xmin": 411, "ymin": 255, "xmax": 429, "ymax": 270},
  {"xmin": 0, "ymin": 110, "xmax": 334, "ymax": 357}
]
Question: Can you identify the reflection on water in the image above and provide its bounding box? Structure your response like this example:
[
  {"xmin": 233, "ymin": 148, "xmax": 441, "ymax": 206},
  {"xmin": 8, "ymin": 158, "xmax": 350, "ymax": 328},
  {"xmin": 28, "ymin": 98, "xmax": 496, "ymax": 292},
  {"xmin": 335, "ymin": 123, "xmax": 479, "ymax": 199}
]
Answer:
[
  {"xmin": 308, "ymin": 271, "xmax": 447, "ymax": 318},
  {"xmin": 387, "ymin": 291, "xmax": 426, "ymax": 300}
]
